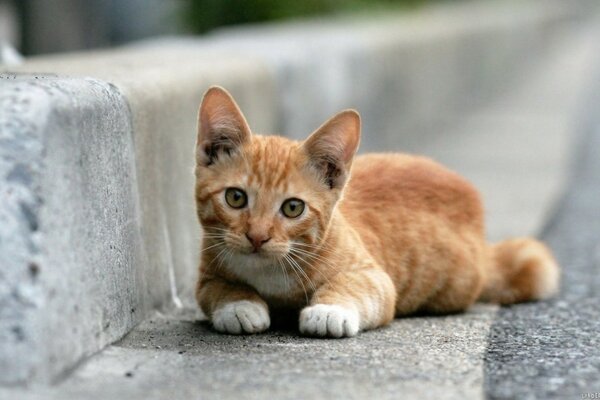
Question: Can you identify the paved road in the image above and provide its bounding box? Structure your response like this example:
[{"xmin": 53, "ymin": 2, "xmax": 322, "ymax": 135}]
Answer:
[{"xmin": 484, "ymin": 64, "xmax": 600, "ymax": 399}]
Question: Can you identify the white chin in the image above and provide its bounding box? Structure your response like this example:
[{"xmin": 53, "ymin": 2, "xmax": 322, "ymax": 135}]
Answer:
[{"xmin": 233, "ymin": 251, "xmax": 274, "ymax": 267}]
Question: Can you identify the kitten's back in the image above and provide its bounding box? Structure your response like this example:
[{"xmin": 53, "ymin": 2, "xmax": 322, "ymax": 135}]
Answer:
[
  {"xmin": 342, "ymin": 153, "xmax": 484, "ymax": 232},
  {"xmin": 340, "ymin": 153, "xmax": 487, "ymax": 314}
]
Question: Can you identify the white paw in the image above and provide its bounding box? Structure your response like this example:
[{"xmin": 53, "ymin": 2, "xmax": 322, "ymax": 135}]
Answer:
[
  {"xmin": 212, "ymin": 301, "xmax": 270, "ymax": 334},
  {"xmin": 299, "ymin": 304, "xmax": 360, "ymax": 338}
]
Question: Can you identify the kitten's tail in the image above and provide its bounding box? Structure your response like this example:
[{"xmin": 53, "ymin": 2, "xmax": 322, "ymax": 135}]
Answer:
[{"xmin": 479, "ymin": 238, "xmax": 560, "ymax": 304}]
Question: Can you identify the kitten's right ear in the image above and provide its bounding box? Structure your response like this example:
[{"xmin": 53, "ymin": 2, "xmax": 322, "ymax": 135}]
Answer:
[
  {"xmin": 196, "ymin": 86, "xmax": 251, "ymax": 166},
  {"xmin": 303, "ymin": 110, "xmax": 361, "ymax": 190}
]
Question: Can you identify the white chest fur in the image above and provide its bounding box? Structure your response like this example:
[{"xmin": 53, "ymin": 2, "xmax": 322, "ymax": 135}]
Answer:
[{"xmin": 226, "ymin": 254, "xmax": 299, "ymax": 298}]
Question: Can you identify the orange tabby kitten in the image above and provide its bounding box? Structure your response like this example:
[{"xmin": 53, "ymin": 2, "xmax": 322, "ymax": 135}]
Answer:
[{"xmin": 194, "ymin": 86, "xmax": 559, "ymax": 337}]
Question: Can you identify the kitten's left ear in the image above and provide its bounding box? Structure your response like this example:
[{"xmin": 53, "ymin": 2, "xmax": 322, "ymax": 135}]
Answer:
[
  {"xmin": 303, "ymin": 110, "xmax": 361, "ymax": 189},
  {"xmin": 196, "ymin": 86, "xmax": 251, "ymax": 166}
]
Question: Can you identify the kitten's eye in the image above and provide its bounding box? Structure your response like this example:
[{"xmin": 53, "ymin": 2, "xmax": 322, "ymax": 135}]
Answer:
[
  {"xmin": 225, "ymin": 188, "xmax": 247, "ymax": 209},
  {"xmin": 281, "ymin": 198, "xmax": 305, "ymax": 218}
]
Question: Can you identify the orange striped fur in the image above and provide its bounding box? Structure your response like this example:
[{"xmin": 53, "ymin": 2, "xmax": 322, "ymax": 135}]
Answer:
[{"xmin": 194, "ymin": 87, "xmax": 560, "ymax": 337}]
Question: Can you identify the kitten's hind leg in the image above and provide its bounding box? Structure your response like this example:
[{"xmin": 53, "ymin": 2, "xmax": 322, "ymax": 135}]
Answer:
[{"xmin": 299, "ymin": 265, "xmax": 396, "ymax": 338}]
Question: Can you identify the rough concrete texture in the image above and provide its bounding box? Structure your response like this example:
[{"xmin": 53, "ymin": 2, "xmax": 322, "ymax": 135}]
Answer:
[
  {"xmin": 0, "ymin": 75, "xmax": 144, "ymax": 384},
  {"xmin": 2, "ymin": 305, "xmax": 497, "ymax": 400}
]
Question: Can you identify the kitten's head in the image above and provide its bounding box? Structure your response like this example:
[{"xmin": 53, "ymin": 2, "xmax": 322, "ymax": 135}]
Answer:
[{"xmin": 194, "ymin": 86, "xmax": 360, "ymax": 264}]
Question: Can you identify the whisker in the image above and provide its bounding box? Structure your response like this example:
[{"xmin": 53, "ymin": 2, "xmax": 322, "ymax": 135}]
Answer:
[
  {"xmin": 284, "ymin": 255, "xmax": 309, "ymax": 305},
  {"xmin": 214, "ymin": 247, "xmax": 232, "ymax": 274},
  {"xmin": 292, "ymin": 242, "xmax": 339, "ymax": 257},
  {"xmin": 202, "ymin": 225, "xmax": 228, "ymax": 230},
  {"xmin": 226, "ymin": 247, "xmax": 234, "ymax": 265},
  {"xmin": 288, "ymin": 247, "xmax": 343, "ymax": 275},
  {"xmin": 289, "ymin": 248, "xmax": 337, "ymax": 289},
  {"xmin": 202, "ymin": 227, "xmax": 230, "ymax": 234},
  {"xmin": 276, "ymin": 258, "xmax": 291, "ymax": 291},
  {"xmin": 201, "ymin": 241, "xmax": 226, "ymax": 252},
  {"xmin": 201, "ymin": 238, "xmax": 226, "ymax": 245},
  {"xmin": 204, "ymin": 245, "xmax": 228, "ymax": 272},
  {"xmin": 286, "ymin": 254, "xmax": 317, "ymax": 294}
]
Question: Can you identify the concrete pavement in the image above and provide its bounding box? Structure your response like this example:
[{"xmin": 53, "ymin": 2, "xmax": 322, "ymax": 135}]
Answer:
[{"xmin": 8, "ymin": 306, "xmax": 496, "ymax": 400}]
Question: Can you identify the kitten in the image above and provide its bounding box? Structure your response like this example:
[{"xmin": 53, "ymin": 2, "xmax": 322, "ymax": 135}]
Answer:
[{"xmin": 194, "ymin": 86, "xmax": 560, "ymax": 338}]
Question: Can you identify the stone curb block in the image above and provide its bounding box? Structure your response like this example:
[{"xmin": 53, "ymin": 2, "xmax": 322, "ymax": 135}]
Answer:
[
  {"xmin": 198, "ymin": 0, "xmax": 584, "ymax": 148},
  {"xmin": 0, "ymin": 75, "xmax": 144, "ymax": 385},
  {"xmin": 0, "ymin": 61, "xmax": 277, "ymax": 386}
]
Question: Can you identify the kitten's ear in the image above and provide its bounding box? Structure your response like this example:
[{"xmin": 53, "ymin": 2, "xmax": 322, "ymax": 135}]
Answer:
[
  {"xmin": 196, "ymin": 86, "xmax": 251, "ymax": 166},
  {"xmin": 303, "ymin": 110, "xmax": 361, "ymax": 189}
]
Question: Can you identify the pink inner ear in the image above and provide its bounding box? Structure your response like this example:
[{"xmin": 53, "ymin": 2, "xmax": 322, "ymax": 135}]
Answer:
[
  {"xmin": 338, "ymin": 127, "xmax": 360, "ymax": 165},
  {"xmin": 197, "ymin": 88, "xmax": 252, "ymax": 161},
  {"xmin": 302, "ymin": 111, "xmax": 361, "ymax": 189},
  {"xmin": 306, "ymin": 110, "xmax": 361, "ymax": 167},
  {"xmin": 201, "ymin": 105, "xmax": 242, "ymax": 141}
]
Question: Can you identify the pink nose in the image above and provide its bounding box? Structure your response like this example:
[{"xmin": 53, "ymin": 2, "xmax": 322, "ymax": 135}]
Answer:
[{"xmin": 245, "ymin": 233, "xmax": 271, "ymax": 251}]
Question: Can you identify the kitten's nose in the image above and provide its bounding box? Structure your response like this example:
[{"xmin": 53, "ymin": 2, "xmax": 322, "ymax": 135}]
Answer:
[{"xmin": 245, "ymin": 233, "xmax": 271, "ymax": 251}]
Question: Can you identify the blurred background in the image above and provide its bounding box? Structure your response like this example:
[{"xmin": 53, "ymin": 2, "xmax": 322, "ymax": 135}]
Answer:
[{"xmin": 1, "ymin": 0, "xmax": 436, "ymax": 55}]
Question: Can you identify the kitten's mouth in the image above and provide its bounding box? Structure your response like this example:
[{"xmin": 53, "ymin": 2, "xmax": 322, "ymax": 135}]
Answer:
[
  {"xmin": 238, "ymin": 248, "xmax": 286, "ymax": 261},
  {"xmin": 249, "ymin": 250, "xmax": 268, "ymax": 257},
  {"xmin": 239, "ymin": 247, "xmax": 270, "ymax": 258}
]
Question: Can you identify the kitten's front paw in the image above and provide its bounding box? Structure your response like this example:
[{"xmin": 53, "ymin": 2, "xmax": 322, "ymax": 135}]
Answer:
[
  {"xmin": 212, "ymin": 300, "xmax": 270, "ymax": 334},
  {"xmin": 299, "ymin": 304, "xmax": 359, "ymax": 338}
]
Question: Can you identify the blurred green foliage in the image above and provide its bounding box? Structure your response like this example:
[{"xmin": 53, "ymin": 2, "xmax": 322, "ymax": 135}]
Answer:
[{"xmin": 184, "ymin": 0, "xmax": 429, "ymax": 33}]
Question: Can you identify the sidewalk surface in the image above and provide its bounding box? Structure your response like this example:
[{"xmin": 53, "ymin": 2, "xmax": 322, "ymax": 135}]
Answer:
[{"xmin": 4, "ymin": 16, "xmax": 600, "ymax": 400}]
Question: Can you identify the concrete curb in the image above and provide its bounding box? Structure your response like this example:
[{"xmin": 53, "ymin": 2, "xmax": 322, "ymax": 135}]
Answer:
[
  {"xmin": 200, "ymin": 0, "xmax": 584, "ymax": 147},
  {"xmin": 0, "ymin": 75, "xmax": 144, "ymax": 385},
  {"xmin": 0, "ymin": 0, "xmax": 593, "ymax": 386},
  {"xmin": 1, "ymin": 61, "xmax": 276, "ymax": 385}
]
